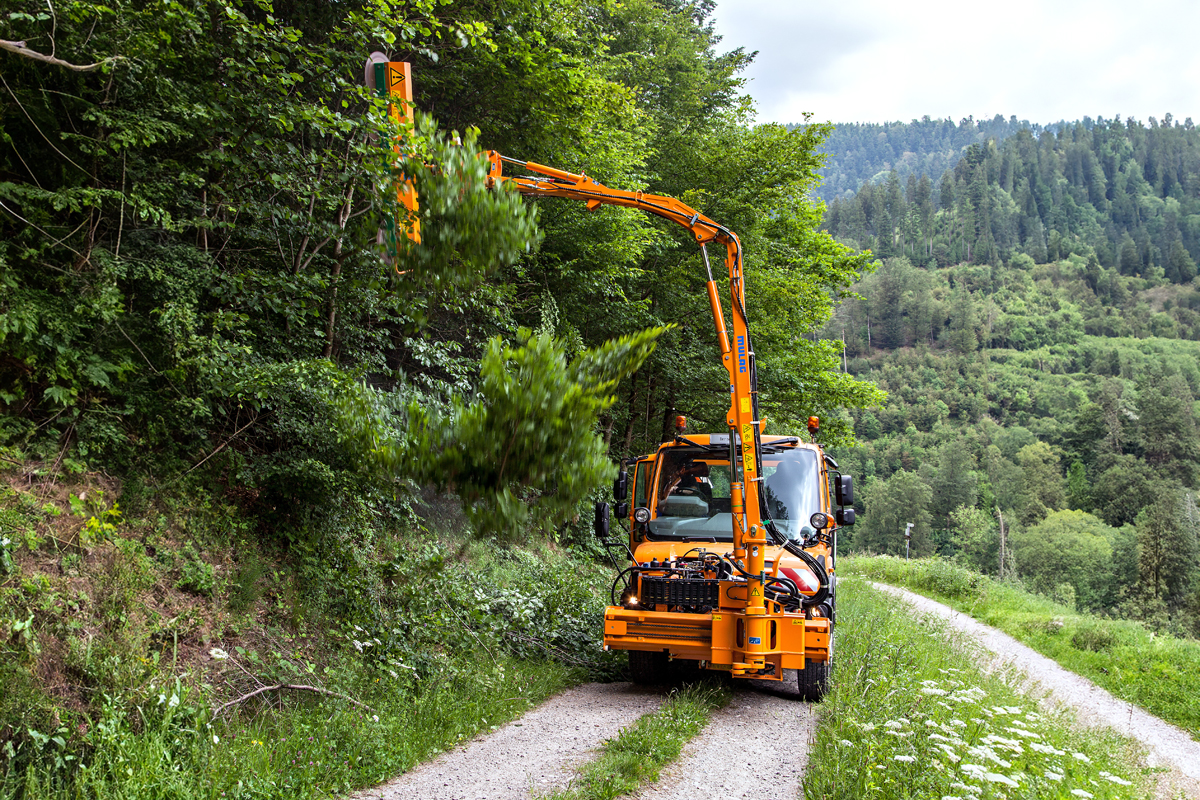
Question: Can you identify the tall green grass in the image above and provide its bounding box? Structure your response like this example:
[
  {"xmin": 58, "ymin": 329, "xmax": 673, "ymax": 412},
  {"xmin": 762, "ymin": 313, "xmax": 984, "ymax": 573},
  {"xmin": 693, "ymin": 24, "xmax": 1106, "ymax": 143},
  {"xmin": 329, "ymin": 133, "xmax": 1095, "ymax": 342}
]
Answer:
[
  {"xmin": 842, "ymin": 556, "xmax": 1200, "ymax": 738},
  {"xmin": 3, "ymin": 656, "xmax": 573, "ymax": 800},
  {"xmin": 805, "ymin": 580, "xmax": 1147, "ymax": 800}
]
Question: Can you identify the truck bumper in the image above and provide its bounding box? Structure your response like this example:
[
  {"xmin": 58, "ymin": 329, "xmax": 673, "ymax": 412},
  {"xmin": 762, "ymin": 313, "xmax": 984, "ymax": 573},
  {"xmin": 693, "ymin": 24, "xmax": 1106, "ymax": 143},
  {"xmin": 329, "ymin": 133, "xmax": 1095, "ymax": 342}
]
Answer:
[{"xmin": 602, "ymin": 606, "xmax": 830, "ymax": 681}]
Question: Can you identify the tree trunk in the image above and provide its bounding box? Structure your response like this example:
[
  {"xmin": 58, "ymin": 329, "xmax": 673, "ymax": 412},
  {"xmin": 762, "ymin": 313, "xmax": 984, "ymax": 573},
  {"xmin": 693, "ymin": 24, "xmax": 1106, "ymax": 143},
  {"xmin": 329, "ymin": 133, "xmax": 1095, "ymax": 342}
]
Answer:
[
  {"xmin": 659, "ymin": 381, "xmax": 677, "ymax": 443},
  {"xmin": 620, "ymin": 372, "xmax": 641, "ymax": 456}
]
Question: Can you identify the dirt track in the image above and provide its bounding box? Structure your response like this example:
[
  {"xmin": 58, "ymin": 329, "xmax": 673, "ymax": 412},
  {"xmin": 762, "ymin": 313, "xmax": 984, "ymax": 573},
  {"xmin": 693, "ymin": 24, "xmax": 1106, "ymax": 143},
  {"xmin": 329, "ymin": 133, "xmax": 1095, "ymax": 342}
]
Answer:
[{"xmin": 351, "ymin": 677, "xmax": 819, "ymax": 800}]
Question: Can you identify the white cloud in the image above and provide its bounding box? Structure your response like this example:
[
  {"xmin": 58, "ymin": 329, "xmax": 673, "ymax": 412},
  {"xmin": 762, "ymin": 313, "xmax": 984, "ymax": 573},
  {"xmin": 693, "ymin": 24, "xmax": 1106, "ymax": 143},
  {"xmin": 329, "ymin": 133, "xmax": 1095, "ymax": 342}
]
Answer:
[{"xmin": 710, "ymin": 0, "xmax": 1200, "ymax": 124}]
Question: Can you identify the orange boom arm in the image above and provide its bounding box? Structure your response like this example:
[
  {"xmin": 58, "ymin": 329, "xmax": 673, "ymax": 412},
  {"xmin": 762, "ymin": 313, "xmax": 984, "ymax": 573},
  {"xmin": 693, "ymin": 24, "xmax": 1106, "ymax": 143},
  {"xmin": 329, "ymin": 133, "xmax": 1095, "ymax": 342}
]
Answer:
[{"xmin": 485, "ymin": 152, "xmax": 776, "ymax": 665}]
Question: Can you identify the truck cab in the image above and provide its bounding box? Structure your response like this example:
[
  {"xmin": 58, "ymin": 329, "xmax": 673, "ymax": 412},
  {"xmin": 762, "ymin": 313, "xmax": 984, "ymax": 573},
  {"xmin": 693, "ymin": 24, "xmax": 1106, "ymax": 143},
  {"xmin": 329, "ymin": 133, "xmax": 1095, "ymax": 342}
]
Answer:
[{"xmin": 600, "ymin": 432, "xmax": 853, "ymax": 699}]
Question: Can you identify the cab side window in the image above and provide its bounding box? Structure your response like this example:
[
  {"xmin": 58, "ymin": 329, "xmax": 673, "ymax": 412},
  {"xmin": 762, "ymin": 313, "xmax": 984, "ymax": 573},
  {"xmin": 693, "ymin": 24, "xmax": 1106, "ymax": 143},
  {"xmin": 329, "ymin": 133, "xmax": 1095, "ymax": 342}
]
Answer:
[{"xmin": 633, "ymin": 460, "xmax": 651, "ymax": 510}]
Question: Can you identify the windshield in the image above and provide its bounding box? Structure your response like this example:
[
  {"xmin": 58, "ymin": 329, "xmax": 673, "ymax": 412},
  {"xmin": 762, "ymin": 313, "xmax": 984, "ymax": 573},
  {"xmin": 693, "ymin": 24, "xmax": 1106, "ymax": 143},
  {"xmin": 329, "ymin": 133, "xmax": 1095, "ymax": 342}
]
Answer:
[
  {"xmin": 647, "ymin": 446, "xmax": 821, "ymax": 542},
  {"xmin": 761, "ymin": 449, "xmax": 822, "ymax": 540}
]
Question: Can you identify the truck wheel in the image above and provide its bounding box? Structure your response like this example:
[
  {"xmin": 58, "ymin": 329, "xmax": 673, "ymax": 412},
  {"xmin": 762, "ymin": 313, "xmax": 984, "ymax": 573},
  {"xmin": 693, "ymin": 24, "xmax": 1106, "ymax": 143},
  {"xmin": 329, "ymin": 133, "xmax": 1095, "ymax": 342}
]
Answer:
[
  {"xmin": 628, "ymin": 649, "xmax": 668, "ymax": 684},
  {"xmin": 797, "ymin": 658, "xmax": 830, "ymax": 700},
  {"xmin": 798, "ymin": 630, "xmax": 833, "ymax": 701}
]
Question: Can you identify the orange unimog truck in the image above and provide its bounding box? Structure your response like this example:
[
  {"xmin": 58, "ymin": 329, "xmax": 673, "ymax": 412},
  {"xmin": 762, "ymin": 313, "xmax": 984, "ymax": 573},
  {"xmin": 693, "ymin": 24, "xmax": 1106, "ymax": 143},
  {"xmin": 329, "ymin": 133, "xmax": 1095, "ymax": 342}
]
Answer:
[
  {"xmin": 370, "ymin": 58, "xmax": 855, "ymax": 699},
  {"xmin": 597, "ymin": 422, "xmax": 853, "ymax": 699}
]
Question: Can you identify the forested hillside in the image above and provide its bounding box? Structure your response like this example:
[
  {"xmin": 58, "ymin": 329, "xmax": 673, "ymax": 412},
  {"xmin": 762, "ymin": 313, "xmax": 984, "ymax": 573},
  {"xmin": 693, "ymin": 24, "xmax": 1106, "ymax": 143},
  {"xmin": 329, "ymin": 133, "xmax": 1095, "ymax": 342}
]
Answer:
[
  {"xmin": 821, "ymin": 115, "xmax": 1200, "ymax": 636},
  {"xmin": 825, "ymin": 115, "xmax": 1200, "ymax": 280},
  {"xmin": 814, "ymin": 114, "xmax": 1043, "ymax": 203}
]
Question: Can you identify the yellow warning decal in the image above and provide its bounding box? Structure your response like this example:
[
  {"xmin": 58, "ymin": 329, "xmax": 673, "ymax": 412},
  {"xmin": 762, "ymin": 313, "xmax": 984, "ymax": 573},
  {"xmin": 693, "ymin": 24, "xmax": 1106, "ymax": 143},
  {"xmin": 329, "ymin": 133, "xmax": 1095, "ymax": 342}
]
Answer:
[
  {"xmin": 750, "ymin": 587, "xmax": 761, "ymax": 597},
  {"xmin": 387, "ymin": 65, "xmax": 406, "ymax": 90},
  {"xmin": 740, "ymin": 398, "xmax": 751, "ymax": 414},
  {"xmin": 713, "ymin": 615, "xmax": 722, "ymax": 620}
]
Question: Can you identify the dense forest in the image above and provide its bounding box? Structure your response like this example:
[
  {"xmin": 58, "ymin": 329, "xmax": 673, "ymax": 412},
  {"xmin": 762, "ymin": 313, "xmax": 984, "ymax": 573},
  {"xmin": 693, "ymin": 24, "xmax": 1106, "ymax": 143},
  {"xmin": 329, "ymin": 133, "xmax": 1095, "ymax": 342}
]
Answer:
[
  {"xmin": 824, "ymin": 115, "xmax": 1200, "ymax": 281},
  {"xmin": 822, "ymin": 118, "xmax": 1200, "ymax": 635},
  {"xmin": 0, "ymin": 0, "xmax": 875, "ymax": 529},
  {"xmin": 813, "ymin": 114, "xmax": 1048, "ymax": 204}
]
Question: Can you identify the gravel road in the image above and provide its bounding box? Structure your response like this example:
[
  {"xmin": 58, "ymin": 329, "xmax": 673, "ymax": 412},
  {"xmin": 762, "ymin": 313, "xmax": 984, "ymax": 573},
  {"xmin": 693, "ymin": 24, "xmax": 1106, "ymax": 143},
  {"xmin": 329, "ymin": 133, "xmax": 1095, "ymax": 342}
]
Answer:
[
  {"xmin": 634, "ymin": 674, "xmax": 817, "ymax": 800},
  {"xmin": 349, "ymin": 682, "xmax": 664, "ymax": 800},
  {"xmin": 873, "ymin": 582, "xmax": 1200, "ymax": 797}
]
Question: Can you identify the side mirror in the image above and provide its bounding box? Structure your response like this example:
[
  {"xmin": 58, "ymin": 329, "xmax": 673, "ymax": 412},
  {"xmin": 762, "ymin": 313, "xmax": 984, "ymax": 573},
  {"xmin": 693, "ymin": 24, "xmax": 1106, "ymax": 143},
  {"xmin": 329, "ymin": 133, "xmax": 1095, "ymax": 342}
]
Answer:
[
  {"xmin": 616, "ymin": 501, "xmax": 629, "ymax": 518},
  {"xmin": 837, "ymin": 507, "xmax": 856, "ymax": 526},
  {"xmin": 836, "ymin": 474, "xmax": 853, "ymax": 506},
  {"xmin": 613, "ymin": 471, "xmax": 628, "ymax": 502},
  {"xmin": 594, "ymin": 501, "xmax": 611, "ymax": 540}
]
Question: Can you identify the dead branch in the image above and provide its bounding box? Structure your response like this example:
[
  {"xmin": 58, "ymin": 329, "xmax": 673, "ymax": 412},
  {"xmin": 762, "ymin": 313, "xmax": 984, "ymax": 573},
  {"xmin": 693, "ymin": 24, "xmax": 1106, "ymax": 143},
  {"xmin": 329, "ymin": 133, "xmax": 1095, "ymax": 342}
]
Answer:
[
  {"xmin": 0, "ymin": 39, "xmax": 124, "ymax": 72},
  {"xmin": 211, "ymin": 683, "xmax": 376, "ymax": 719}
]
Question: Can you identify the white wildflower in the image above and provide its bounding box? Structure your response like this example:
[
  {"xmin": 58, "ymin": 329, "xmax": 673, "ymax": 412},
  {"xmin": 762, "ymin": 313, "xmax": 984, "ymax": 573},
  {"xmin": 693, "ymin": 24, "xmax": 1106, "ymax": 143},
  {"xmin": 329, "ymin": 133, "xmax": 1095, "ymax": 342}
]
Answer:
[
  {"xmin": 168, "ymin": 695, "xmax": 179, "ymax": 708},
  {"xmin": 1102, "ymin": 774, "xmax": 1133, "ymax": 786},
  {"xmin": 947, "ymin": 719, "xmax": 967, "ymax": 728},
  {"xmin": 921, "ymin": 687, "xmax": 949, "ymax": 696},
  {"xmin": 1072, "ymin": 752, "xmax": 1092, "ymax": 763},
  {"xmin": 961, "ymin": 764, "xmax": 987, "ymax": 778},
  {"xmin": 1070, "ymin": 791, "xmax": 1093, "ymax": 799},
  {"xmin": 885, "ymin": 720, "xmax": 904, "ymax": 730},
  {"xmin": 1003, "ymin": 726, "xmax": 1041, "ymax": 739},
  {"xmin": 985, "ymin": 773, "xmax": 1020, "ymax": 788},
  {"xmin": 949, "ymin": 782, "xmax": 980, "ymax": 795},
  {"xmin": 937, "ymin": 744, "xmax": 961, "ymax": 762},
  {"xmin": 372, "ymin": 714, "xmax": 380, "ymax": 723},
  {"xmin": 1029, "ymin": 742, "xmax": 1064, "ymax": 755},
  {"xmin": 213, "ymin": 734, "xmax": 219, "ymax": 744},
  {"xmin": 1044, "ymin": 770, "xmax": 1063, "ymax": 781},
  {"xmin": 157, "ymin": 693, "xmax": 166, "ymax": 705},
  {"xmin": 208, "ymin": 647, "xmax": 229, "ymax": 661},
  {"xmin": 886, "ymin": 730, "xmax": 913, "ymax": 738},
  {"xmin": 925, "ymin": 719, "xmax": 940, "ymax": 727},
  {"xmin": 838, "ymin": 739, "xmax": 854, "ymax": 748},
  {"xmin": 893, "ymin": 755, "xmax": 916, "ymax": 763},
  {"xmin": 941, "ymin": 796, "xmax": 964, "ymax": 800}
]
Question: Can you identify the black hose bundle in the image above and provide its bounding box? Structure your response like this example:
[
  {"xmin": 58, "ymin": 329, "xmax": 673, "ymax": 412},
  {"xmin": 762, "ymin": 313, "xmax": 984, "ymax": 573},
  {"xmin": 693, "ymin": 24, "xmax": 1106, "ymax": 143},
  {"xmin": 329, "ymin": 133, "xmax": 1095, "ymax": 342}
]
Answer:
[{"xmin": 764, "ymin": 519, "xmax": 831, "ymax": 610}]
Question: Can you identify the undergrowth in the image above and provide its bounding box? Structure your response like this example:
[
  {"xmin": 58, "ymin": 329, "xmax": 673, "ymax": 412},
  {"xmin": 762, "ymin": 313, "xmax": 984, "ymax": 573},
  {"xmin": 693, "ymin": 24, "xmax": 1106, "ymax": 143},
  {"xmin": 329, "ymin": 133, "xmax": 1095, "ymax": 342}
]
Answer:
[
  {"xmin": 805, "ymin": 579, "xmax": 1150, "ymax": 800},
  {"xmin": 0, "ymin": 468, "xmax": 619, "ymax": 799},
  {"xmin": 541, "ymin": 682, "xmax": 730, "ymax": 800},
  {"xmin": 843, "ymin": 555, "xmax": 1200, "ymax": 738}
]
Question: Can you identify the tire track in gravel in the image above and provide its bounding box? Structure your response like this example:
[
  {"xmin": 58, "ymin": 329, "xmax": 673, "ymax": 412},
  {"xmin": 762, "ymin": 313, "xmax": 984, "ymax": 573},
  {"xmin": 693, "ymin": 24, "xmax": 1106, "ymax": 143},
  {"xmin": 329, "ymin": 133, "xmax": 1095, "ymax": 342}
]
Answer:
[
  {"xmin": 873, "ymin": 582, "xmax": 1200, "ymax": 796},
  {"xmin": 349, "ymin": 682, "xmax": 664, "ymax": 800},
  {"xmin": 634, "ymin": 674, "xmax": 818, "ymax": 800}
]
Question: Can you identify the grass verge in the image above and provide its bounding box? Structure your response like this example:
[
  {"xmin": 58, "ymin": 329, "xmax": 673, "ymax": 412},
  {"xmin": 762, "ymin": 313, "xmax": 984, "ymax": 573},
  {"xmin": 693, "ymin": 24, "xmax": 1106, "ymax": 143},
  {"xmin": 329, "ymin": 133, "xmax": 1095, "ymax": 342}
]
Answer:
[
  {"xmin": 541, "ymin": 682, "xmax": 730, "ymax": 800},
  {"xmin": 805, "ymin": 579, "xmax": 1148, "ymax": 800},
  {"xmin": 841, "ymin": 555, "xmax": 1200, "ymax": 739},
  {"xmin": 4, "ymin": 655, "xmax": 576, "ymax": 799}
]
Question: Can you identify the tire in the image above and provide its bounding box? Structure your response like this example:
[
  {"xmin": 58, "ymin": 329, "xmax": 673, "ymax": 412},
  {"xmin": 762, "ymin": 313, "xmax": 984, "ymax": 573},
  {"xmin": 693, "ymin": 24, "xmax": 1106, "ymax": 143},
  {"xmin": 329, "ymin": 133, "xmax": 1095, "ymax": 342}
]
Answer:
[
  {"xmin": 797, "ymin": 658, "xmax": 830, "ymax": 700},
  {"xmin": 798, "ymin": 632, "xmax": 833, "ymax": 701},
  {"xmin": 628, "ymin": 649, "xmax": 668, "ymax": 684}
]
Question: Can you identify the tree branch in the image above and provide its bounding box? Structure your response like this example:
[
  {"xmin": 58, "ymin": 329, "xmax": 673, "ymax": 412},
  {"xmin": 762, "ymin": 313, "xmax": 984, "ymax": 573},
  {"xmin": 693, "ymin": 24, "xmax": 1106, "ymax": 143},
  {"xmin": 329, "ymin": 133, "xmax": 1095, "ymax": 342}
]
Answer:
[
  {"xmin": 211, "ymin": 683, "xmax": 376, "ymax": 719},
  {"xmin": 0, "ymin": 39, "xmax": 125, "ymax": 71}
]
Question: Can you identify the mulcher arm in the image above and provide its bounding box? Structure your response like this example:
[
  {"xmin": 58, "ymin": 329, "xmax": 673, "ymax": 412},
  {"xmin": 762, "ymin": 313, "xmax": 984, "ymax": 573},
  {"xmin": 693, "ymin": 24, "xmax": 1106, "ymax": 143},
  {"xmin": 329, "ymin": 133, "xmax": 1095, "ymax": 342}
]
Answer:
[{"xmin": 485, "ymin": 152, "xmax": 797, "ymax": 674}]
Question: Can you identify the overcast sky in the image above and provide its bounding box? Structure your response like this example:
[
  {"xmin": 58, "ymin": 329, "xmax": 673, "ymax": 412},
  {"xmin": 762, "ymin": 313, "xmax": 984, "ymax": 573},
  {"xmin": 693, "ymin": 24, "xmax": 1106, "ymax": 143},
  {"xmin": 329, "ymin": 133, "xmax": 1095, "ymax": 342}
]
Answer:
[{"xmin": 709, "ymin": 0, "xmax": 1200, "ymax": 126}]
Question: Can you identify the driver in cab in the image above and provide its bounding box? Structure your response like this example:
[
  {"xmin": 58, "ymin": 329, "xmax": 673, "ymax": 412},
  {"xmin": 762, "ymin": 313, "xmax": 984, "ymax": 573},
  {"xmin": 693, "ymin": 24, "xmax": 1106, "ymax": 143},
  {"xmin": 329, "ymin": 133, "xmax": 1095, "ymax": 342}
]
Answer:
[{"xmin": 666, "ymin": 460, "xmax": 712, "ymax": 501}]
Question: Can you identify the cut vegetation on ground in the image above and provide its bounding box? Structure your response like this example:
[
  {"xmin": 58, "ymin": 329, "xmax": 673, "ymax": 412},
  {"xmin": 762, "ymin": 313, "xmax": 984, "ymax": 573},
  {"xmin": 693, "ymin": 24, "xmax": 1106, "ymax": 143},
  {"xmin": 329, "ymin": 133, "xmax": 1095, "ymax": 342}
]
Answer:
[{"xmin": 843, "ymin": 556, "xmax": 1200, "ymax": 738}]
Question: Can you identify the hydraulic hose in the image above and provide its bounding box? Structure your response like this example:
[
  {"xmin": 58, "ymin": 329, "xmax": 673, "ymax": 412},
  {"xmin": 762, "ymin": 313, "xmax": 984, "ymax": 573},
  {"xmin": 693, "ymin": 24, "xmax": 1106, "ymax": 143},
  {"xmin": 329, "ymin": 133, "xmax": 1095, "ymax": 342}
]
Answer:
[{"xmin": 764, "ymin": 519, "xmax": 831, "ymax": 609}]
